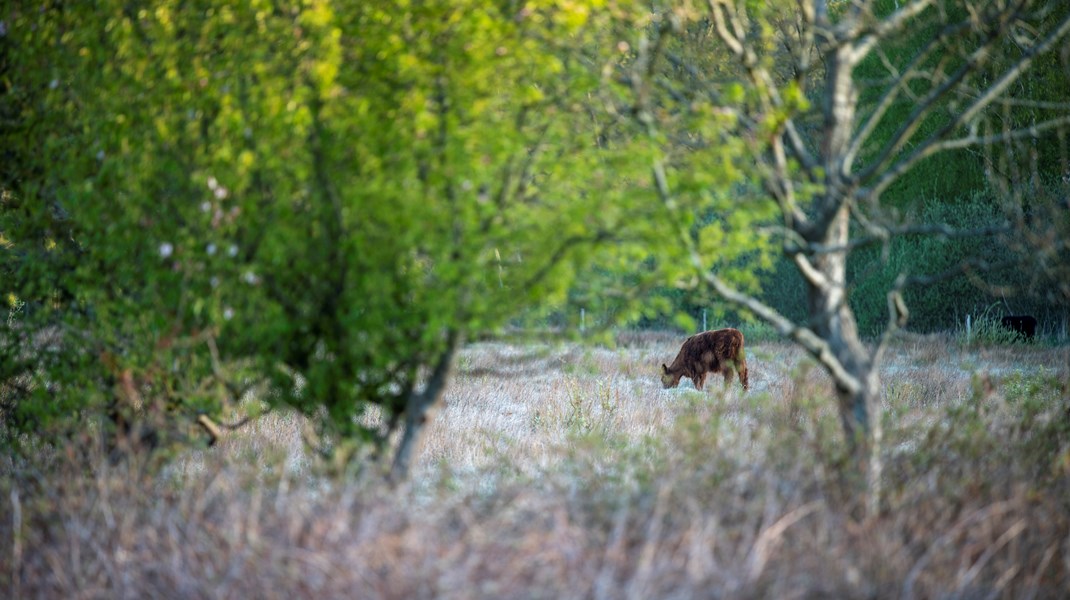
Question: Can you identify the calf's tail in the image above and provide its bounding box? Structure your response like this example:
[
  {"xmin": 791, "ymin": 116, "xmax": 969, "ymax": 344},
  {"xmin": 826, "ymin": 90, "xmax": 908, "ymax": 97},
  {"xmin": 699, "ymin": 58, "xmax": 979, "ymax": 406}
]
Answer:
[{"xmin": 736, "ymin": 336, "xmax": 749, "ymax": 391}]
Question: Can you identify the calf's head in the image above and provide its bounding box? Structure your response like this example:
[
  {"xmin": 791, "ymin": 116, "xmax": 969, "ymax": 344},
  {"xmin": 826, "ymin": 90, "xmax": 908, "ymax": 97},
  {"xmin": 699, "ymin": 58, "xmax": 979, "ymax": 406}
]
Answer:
[{"xmin": 660, "ymin": 364, "xmax": 679, "ymax": 388}]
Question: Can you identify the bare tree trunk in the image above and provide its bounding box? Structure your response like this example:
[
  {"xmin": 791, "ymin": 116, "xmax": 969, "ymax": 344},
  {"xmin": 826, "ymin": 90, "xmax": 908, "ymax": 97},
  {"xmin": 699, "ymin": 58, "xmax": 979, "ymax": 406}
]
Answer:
[
  {"xmin": 803, "ymin": 199, "xmax": 883, "ymax": 512},
  {"xmin": 390, "ymin": 329, "xmax": 462, "ymax": 481},
  {"xmin": 810, "ymin": 6, "xmax": 883, "ymax": 503},
  {"xmin": 806, "ymin": 204, "xmax": 868, "ymax": 441}
]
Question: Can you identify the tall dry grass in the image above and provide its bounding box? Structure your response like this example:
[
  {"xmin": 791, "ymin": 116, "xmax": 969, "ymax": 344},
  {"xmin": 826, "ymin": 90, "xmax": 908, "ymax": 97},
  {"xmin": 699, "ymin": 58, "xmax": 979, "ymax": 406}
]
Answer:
[{"xmin": 2, "ymin": 332, "xmax": 1069, "ymax": 598}]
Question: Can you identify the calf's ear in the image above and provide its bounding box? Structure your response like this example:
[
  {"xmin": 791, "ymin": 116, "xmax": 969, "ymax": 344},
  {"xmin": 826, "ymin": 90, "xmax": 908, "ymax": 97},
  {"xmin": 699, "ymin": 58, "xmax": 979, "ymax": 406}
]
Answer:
[{"xmin": 661, "ymin": 363, "xmax": 669, "ymax": 374}]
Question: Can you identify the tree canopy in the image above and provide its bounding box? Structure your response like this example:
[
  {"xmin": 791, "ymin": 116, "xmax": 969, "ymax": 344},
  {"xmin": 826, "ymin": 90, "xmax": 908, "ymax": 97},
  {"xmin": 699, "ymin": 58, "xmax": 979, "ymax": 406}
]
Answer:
[{"xmin": 1, "ymin": 0, "xmax": 672, "ymax": 474}]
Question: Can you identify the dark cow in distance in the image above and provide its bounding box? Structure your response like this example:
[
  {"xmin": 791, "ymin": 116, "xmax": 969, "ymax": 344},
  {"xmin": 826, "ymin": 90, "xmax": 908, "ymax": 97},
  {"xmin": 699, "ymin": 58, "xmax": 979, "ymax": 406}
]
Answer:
[
  {"xmin": 1001, "ymin": 315, "xmax": 1038, "ymax": 340},
  {"xmin": 661, "ymin": 328, "xmax": 748, "ymax": 391}
]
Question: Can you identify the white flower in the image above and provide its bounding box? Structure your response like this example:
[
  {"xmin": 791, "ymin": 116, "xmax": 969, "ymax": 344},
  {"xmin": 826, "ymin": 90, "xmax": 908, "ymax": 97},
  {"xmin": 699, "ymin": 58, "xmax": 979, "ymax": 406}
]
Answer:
[
  {"xmin": 49, "ymin": 79, "xmax": 59, "ymax": 90},
  {"xmin": 210, "ymin": 276, "xmax": 220, "ymax": 288},
  {"xmin": 223, "ymin": 307, "xmax": 234, "ymax": 321},
  {"xmin": 206, "ymin": 243, "xmax": 217, "ymax": 256},
  {"xmin": 242, "ymin": 271, "xmax": 259, "ymax": 285},
  {"xmin": 227, "ymin": 244, "xmax": 239, "ymax": 257},
  {"xmin": 159, "ymin": 242, "xmax": 174, "ymax": 258},
  {"xmin": 213, "ymin": 186, "xmax": 228, "ymax": 200},
  {"xmin": 96, "ymin": 150, "xmax": 105, "ymax": 161},
  {"xmin": 201, "ymin": 201, "xmax": 211, "ymax": 213},
  {"xmin": 207, "ymin": 176, "xmax": 219, "ymax": 191}
]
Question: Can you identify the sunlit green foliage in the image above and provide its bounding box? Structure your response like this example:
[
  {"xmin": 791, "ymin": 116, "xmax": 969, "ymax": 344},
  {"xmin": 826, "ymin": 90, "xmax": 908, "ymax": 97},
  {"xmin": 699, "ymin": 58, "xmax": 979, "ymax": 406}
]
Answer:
[{"xmin": 1, "ymin": 0, "xmax": 673, "ymax": 456}]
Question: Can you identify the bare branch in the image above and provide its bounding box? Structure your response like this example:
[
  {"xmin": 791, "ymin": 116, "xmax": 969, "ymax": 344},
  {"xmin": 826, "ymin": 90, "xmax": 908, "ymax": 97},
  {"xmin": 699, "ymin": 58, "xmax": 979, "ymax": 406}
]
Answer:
[
  {"xmin": 915, "ymin": 114, "xmax": 1070, "ymax": 154},
  {"xmin": 856, "ymin": 24, "xmax": 1007, "ymax": 185},
  {"xmin": 770, "ymin": 130, "xmax": 803, "ymax": 222},
  {"xmin": 196, "ymin": 415, "xmax": 223, "ymax": 446},
  {"xmin": 783, "ymin": 120, "xmax": 818, "ymax": 176},
  {"xmin": 996, "ymin": 98, "xmax": 1070, "ymax": 111},
  {"xmin": 850, "ymin": 0, "xmax": 938, "ymax": 62},
  {"xmin": 900, "ymin": 257, "xmax": 1022, "ymax": 290},
  {"xmin": 870, "ymin": 8, "xmax": 1070, "ymax": 197},
  {"xmin": 845, "ymin": 20, "xmax": 973, "ymax": 173},
  {"xmin": 873, "ymin": 275, "xmax": 910, "ymax": 378},
  {"xmin": 514, "ymin": 230, "xmax": 614, "ymax": 294},
  {"xmin": 709, "ymin": 0, "xmax": 744, "ymax": 57},
  {"xmin": 801, "ymin": 222, "xmax": 1012, "ymax": 255},
  {"xmin": 792, "ymin": 252, "xmax": 833, "ymax": 290}
]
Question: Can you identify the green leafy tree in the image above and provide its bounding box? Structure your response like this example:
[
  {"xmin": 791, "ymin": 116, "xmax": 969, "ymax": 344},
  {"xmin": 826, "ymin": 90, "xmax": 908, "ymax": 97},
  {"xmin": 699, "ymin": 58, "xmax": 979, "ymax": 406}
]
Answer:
[{"xmin": 1, "ymin": 0, "xmax": 662, "ymax": 476}]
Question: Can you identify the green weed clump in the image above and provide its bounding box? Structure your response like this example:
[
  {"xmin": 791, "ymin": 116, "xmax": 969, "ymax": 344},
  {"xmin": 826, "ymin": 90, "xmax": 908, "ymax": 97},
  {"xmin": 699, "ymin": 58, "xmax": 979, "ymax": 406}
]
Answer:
[{"xmin": 959, "ymin": 316, "xmax": 1028, "ymax": 347}]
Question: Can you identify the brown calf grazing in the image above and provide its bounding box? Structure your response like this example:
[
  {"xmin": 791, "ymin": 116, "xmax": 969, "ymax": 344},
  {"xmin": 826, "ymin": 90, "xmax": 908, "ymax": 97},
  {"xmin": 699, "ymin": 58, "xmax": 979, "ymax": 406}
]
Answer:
[{"xmin": 661, "ymin": 328, "xmax": 749, "ymax": 391}]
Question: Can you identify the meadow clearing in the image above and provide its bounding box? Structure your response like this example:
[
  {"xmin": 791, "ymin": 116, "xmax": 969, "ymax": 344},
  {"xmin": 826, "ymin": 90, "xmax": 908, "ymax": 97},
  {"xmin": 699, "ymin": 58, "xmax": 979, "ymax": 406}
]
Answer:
[{"xmin": 3, "ymin": 331, "xmax": 1069, "ymax": 599}]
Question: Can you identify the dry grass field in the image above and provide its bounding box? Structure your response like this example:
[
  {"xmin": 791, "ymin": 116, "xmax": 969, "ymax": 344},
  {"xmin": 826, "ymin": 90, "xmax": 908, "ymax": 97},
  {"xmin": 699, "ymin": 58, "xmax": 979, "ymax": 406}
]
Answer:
[{"xmin": 3, "ymin": 331, "xmax": 1069, "ymax": 598}]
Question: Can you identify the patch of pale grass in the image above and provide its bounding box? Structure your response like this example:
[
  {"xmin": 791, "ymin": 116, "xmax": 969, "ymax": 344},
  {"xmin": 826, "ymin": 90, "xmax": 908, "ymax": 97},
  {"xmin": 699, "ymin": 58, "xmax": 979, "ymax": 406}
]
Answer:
[
  {"xmin": 415, "ymin": 336, "xmax": 1068, "ymax": 481},
  {"xmin": 420, "ymin": 345, "xmax": 685, "ymax": 480}
]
